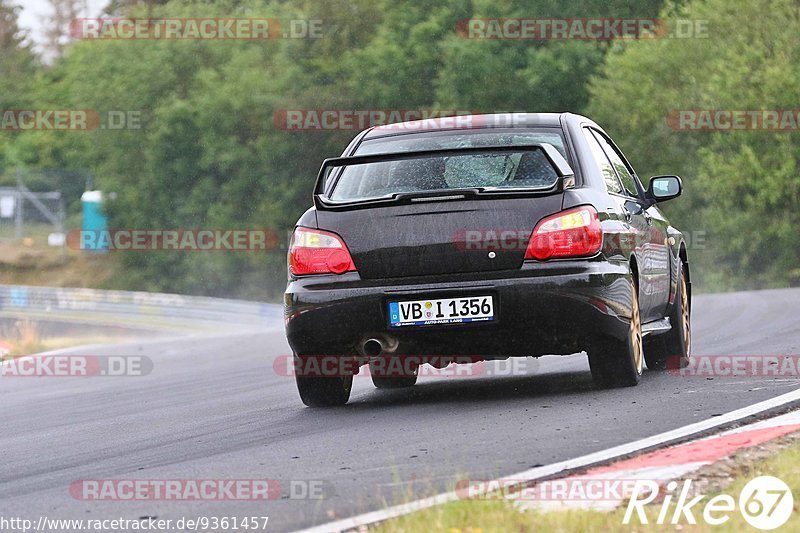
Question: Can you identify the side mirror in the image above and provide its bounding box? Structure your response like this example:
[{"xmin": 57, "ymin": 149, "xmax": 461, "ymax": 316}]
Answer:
[{"xmin": 647, "ymin": 175, "xmax": 682, "ymax": 203}]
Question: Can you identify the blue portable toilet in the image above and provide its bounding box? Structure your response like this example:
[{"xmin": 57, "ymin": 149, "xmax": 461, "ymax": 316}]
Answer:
[{"xmin": 81, "ymin": 190, "xmax": 108, "ymax": 252}]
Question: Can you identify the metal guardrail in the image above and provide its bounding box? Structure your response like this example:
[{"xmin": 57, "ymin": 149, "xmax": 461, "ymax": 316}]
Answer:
[{"xmin": 0, "ymin": 285, "xmax": 281, "ymax": 327}]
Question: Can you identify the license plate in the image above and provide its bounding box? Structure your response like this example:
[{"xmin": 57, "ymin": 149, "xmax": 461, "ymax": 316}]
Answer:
[{"xmin": 388, "ymin": 296, "xmax": 494, "ymax": 327}]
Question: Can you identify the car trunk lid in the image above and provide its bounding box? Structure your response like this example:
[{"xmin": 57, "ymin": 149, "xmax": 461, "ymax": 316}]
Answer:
[{"xmin": 315, "ymin": 194, "xmax": 564, "ymax": 279}]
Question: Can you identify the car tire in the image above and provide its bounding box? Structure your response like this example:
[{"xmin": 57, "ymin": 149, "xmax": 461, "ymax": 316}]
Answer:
[
  {"xmin": 294, "ymin": 355, "xmax": 353, "ymax": 407},
  {"xmin": 644, "ymin": 263, "xmax": 691, "ymax": 370},
  {"xmin": 370, "ymin": 359, "xmax": 418, "ymax": 389},
  {"xmin": 588, "ymin": 279, "xmax": 643, "ymax": 388}
]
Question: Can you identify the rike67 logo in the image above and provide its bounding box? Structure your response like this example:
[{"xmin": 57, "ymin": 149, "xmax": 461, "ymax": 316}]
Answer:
[{"xmin": 624, "ymin": 476, "xmax": 794, "ymax": 530}]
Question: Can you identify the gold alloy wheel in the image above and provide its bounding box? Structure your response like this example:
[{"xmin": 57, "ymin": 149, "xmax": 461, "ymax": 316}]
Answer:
[
  {"xmin": 681, "ymin": 274, "xmax": 691, "ymax": 355},
  {"xmin": 631, "ymin": 286, "xmax": 643, "ymax": 374}
]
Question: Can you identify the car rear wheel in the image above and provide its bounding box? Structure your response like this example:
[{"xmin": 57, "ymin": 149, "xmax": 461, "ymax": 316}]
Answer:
[
  {"xmin": 369, "ymin": 359, "xmax": 418, "ymax": 389},
  {"xmin": 645, "ymin": 264, "xmax": 691, "ymax": 370},
  {"xmin": 294, "ymin": 355, "xmax": 353, "ymax": 407},
  {"xmin": 588, "ymin": 280, "xmax": 643, "ymax": 388}
]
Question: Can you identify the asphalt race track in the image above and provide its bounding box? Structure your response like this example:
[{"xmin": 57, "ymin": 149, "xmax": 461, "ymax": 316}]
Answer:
[{"xmin": 2, "ymin": 289, "xmax": 799, "ymax": 532}]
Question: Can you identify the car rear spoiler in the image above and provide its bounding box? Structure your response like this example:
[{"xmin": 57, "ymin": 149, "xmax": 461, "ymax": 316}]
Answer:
[{"xmin": 313, "ymin": 144, "xmax": 576, "ymax": 202}]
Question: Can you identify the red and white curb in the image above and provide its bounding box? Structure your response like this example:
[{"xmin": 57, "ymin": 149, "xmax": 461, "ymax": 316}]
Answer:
[
  {"xmin": 513, "ymin": 409, "xmax": 800, "ymax": 511},
  {"xmin": 295, "ymin": 388, "xmax": 800, "ymax": 533}
]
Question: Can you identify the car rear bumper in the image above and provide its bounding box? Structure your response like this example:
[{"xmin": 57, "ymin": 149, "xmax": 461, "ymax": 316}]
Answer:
[{"xmin": 284, "ymin": 260, "xmax": 633, "ymax": 358}]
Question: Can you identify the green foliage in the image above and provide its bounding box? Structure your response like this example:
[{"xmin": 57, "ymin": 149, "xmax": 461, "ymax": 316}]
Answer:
[
  {"xmin": 5, "ymin": 0, "xmax": 794, "ymax": 298},
  {"xmin": 588, "ymin": 0, "xmax": 800, "ymax": 290},
  {"xmin": 0, "ymin": 0, "xmax": 39, "ymax": 168},
  {"xmin": 434, "ymin": 0, "xmax": 663, "ymax": 112}
]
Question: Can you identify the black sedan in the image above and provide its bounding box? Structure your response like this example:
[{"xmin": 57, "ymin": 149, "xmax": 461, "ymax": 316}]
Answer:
[{"xmin": 284, "ymin": 113, "xmax": 691, "ymax": 406}]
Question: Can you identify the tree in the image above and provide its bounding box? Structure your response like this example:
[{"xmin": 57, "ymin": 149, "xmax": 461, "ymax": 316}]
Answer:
[
  {"xmin": 433, "ymin": 0, "xmax": 663, "ymax": 112},
  {"xmin": 588, "ymin": 0, "xmax": 800, "ymax": 289},
  {"xmin": 17, "ymin": 0, "xmax": 686, "ymax": 299},
  {"xmin": 42, "ymin": 0, "xmax": 86, "ymax": 61},
  {"xmin": 0, "ymin": 0, "xmax": 39, "ymax": 169}
]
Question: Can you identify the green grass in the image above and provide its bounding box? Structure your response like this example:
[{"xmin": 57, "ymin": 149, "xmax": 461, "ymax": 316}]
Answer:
[
  {"xmin": 373, "ymin": 439, "xmax": 800, "ymax": 532},
  {"xmin": 0, "ymin": 224, "xmax": 119, "ymax": 289}
]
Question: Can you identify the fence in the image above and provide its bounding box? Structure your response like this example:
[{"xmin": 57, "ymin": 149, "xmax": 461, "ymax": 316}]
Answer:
[
  {"xmin": 0, "ymin": 284, "xmax": 282, "ymax": 329},
  {"xmin": 0, "ymin": 171, "xmax": 67, "ymax": 247}
]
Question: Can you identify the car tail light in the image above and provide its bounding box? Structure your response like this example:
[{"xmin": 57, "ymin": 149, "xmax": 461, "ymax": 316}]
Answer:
[
  {"xmin": 525, "ymin": 206, "xmax": 603, "ymax": 260},
  {"xmin": 289, "ymin": 227, "xmax": 357, "ymax": 276}
]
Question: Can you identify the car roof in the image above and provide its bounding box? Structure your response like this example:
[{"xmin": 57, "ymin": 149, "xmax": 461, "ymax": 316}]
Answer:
[{"xmin": 360, "ymin": 112, "xmax": 593, "ymax": 140}]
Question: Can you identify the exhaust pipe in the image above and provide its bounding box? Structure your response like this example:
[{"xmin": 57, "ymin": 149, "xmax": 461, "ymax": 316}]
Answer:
[{"xmin": 362, "ymin": 338, "xmax": 384, "ymax": 357}]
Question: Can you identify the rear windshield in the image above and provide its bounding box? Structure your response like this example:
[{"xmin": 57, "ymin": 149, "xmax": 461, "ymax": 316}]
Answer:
[{"xmin": 328, "ymin": 129, "xmax": 568, "ymax": 202}]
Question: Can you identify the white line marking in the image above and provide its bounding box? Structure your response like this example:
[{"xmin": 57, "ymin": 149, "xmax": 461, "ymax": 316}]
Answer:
[
  {"xmin": 512, "ymin": 462, "xmax": 708, "ymax": 512},
  {"xmin": 517, "ymin": 408, "xmax": 800, "ymax": 511},
  {"xmin": 294, "ymin": 387, "xmax": 800, "ymax": 533},
  {"xmin": 719, "ymin": 408, "xmax": 800, "ymax": 434}
]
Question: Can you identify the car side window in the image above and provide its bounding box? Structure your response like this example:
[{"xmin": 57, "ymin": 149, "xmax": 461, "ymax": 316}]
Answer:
[
  {"xmin": 590, "ymin": 130, "xmax": 639, "ymax": 198},
  {"xmin": 582, "ymin": 128, "xmax": 623, "ymax": 195}
]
